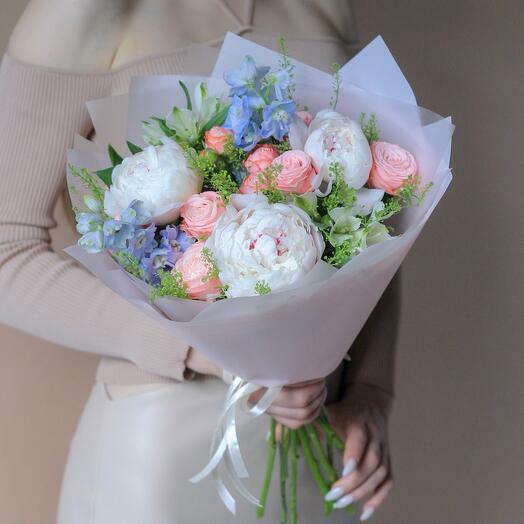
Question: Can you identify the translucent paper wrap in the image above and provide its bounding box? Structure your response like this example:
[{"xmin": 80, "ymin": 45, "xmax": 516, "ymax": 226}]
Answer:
[{"xmin": 66, "ymin": 34, "xmax": 453, "ymax": 389}]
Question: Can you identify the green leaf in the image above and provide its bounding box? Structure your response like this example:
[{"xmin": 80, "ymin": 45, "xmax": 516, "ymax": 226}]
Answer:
[
  {"xmin": 179, "ymin": 81, "xmax": 193, "ymax": 111},
  {"xmin": 201, "ymin": 104, "xmax": 231, "ymax": 133},
  {"xmin": 127, "ymin": 140, "xmax": 143, "ymax": 155},
  {"xmin": 150, "ymin": 117, "xmax": 176, "ymax": 137},
  {"xmin": 293, "ymin": 194, "xmax": 321, "ymax": 222},
  {"xmin": 94, "ymin": 166, "xmax": 113, "ymax": 187},
  {"xmin": 108, "ymin": 144, "xmax": 123, "ymax": 166}
]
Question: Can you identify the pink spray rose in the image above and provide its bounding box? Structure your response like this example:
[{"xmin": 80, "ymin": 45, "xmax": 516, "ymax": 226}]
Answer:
[
  {"xmin": 295, "ymin": 111, "xmax": 313, "ymax": 126},
  {"xmin": 204, "ymin": 126, "xmax": 233, "ymax": 154},
  {"xmin": 240, "ymin": 145, "xmax": 279, "ymax": 194},
  {"xmin": 271, "ymin": 150, "xmax": 316, "ymax": 193},
  {"xmin": 368, "ymin": 141, "xmax": 418, "ymax": 195},
  {"xmin": 180, "ymin": 191, "xmax": 226, "ymax": 240},
  {"xmin": 174, "ymin": 242, "xmax": 222, "ymax": 301}
]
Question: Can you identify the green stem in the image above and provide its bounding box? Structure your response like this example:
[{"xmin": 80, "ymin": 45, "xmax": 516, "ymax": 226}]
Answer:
[
  {"xmin": 289, "ymin": 430, "xmax": 298, "ymax": 524},
  {"xmin": 279, "ymin": 427, "xmax": 289, "ymax": 524},
  {"xmin": 305, "ymin": 423, "xmax": 338, "ymax": 484},
  {"xmin": 257, "ymin": 418, "xmax": 277, "ymax": 518},
  {"xmin": 319, "ymin": 409, "xmax": 345, "ymax": 452},
  {"xmin": 296, "ymin": 428, "xmax": 333, "ymax": 516},
  {"xmin": 326, "ymin": 432, "xmax": 334, "ymax": 466}
]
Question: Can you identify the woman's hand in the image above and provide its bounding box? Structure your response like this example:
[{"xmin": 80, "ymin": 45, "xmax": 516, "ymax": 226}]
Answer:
[
  {"xmin": 324, "ymin": 383, "xmax": 393, "ymax": 521},
  {"xmin": 250, "ymin": 379, "xmax": 327, "ymax": 429},
  {"xmin": 185, "ymin": 347, "xmax": 222, "ymax": 378}
]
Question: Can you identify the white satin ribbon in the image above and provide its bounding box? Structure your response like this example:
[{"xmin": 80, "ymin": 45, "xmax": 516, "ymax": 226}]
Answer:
[{"xmin": 189, "ymin": 377, "xmax": 282, "ymax": 514}]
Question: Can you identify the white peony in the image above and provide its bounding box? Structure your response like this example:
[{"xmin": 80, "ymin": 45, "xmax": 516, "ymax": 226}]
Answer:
[
  {"xmin": 104, "ymin": 140, "xmax": 202, "ymax": 225},
  {"xmin": 206, "ymin": 201, "xmax": 325, "ymax": 298},
  {"xmin": 304, "ymin": 110, "xmax": 372, "ymax": 190}
]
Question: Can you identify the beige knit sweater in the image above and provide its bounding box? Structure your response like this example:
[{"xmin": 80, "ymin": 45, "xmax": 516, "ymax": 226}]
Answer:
[{"xmin": 0, "ymin": 5, "xmax": 397, "ymax": 391}]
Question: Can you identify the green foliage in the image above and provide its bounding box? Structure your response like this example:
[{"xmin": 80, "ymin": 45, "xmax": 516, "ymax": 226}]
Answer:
[
  {"xmin": 254, "ymin": 280, "xmax": 272, "ymax": 295},
  {"xmin": 186, "ymin": 147, "xmax": 238, "ymax": 202},
  {"xmin": 151, "ymin": 117, "xmax": 176, "ymax": 137},
  {"xmin": 359, "ymin": 113, "xmax": 380, "ymax": 144},
  {"xmin": 94, "ymin": 166, "xmax": 114, "ymax": 187},
  {"xmin": 113, "ymin": 252, "xmax": 145, "ymax": 280},
  {"xmin": 278, "ymin": 35, "xmax": 295, "ymax": 98},
  {"xmin": 108, "ymin": 144, "xmax": 123, "ymax": 166},
  {"xmin": 258, "ymin": 164, "xmax": 287, "ymax": 204},
  {"xmin": 69, "ymin": 164, "xmax": 106, "ymax": 205},
  {"xmin": 293, "ymin": 194, "xmax": 321, "ymax": 223},
  {"xmin": 222, "ymin": 139, "xmax": 247, "ymax": 171},
  {"xmin": 330, "ymin": 62, "xmax": 341, "ymax": 110},
  {"xmin": 320, "ymin": 162, "xmax": 356, "ymax": 212},
  {"xmin": 201, "ymin": 105, "xmax": 230, "ymax": 133},
  {"xmin": 178, "ymin": 80, "xmax": 192, "ymax": 110},
  {"xmin": 201, "ymin": 247, "xmax": 220, "ymax": 282},
  {"xmin": 149, "ymin": 270, "xmax": 189, "ymax": 300},
  {"xmin": 396, "ymin": 174, "xmax": 433, "ymax": 206},
  {"xmin": 218, "ymin": 283, "xmax": 230, "ymax": 299},
  {"xmin": 275, "ymin": 139, "xmax": 292, "ymax": 154},
  {"xmin": 324, "ymin": 235, "xmax": 361, "ymax": 268},
  {"xmin": 127, "ymin": 141, "xmax": 143, "ymax": 155}
]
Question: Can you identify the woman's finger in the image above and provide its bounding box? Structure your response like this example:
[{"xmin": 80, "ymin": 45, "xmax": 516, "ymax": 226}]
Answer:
[
  {"xmin": 273, "ymin": 381, "xmax": 326, "ymax": 409},
  {"xmin": 326, "ymin": 435, "xmax": 381, "ymax": 502},
  {"xmin": 341, "ymin": 421, "xmax": 368, "ymax": 475},
  {"xmin": 359, "ymin": 476, "xmax": 394, "ymax": 521},
  {"xmin": 268, "ymin": 387, "xmax": 327, "ymax": 422},
  {"xmin": 332, "ymin": 459, "xmax": 389, "ymax": 509}
]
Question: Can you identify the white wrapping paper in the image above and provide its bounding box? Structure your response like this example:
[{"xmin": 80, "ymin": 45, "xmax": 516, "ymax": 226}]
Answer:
[{"xmin": 66, "ymin": 34, "xmax": 453, "ymax": 388}]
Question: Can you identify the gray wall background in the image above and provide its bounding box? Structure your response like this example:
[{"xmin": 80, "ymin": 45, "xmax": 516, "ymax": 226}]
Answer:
[{"xmin": 0, "ymin": 1, "xmax": 522, "ymax": 522}]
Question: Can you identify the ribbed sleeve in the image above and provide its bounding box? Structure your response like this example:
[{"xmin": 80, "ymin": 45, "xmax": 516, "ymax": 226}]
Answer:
[{"xmin": 0, "ymin": 54, "xmax": 191, "ymax": 382}]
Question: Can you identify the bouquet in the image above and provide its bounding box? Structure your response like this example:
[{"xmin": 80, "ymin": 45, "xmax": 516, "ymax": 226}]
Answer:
[{"xmin": 66, "ymin": 34, "xmax": 453, "ymax": 521}]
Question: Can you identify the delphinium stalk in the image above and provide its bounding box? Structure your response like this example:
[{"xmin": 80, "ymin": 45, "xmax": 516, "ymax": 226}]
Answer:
[{"xmin": 257, "ymin": 418, "xmax": 277, "ymax": 518}]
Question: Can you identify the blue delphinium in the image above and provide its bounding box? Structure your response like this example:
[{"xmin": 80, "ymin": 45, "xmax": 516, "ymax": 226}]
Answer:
[
  {"xmin": 127, "ymin": 223, "xmax": 157, "ymax": 260},
  {"xmin": 139, "ymin": 247, "xmax": 170, "ymax": 284},
  {"xmin": 223, "ymin": 95, "xmax": 252, "ymax": 142},
  {"xmin": 78, "ymin": 230, "xmax": 105, "ymax": 254},
  {"xmin": 223, "ymin": 56, "xmax": 269, "ymax": 97},
  {"xmin": 76, "ymin": 212, "xmax": 103, "ymax": 235},
  {"xmin": 121, "ymin": 200, "xmax": 151, "ymax": 225},
  {"xmin": 260, "ymin": 100, "xmax": 296, "ymax": 141},
  {"xmin": 102, "ymin": 219, "xmax": 135, "ymax": 250},
  {"xmin": 263, "ymin": 69, "xmax": 292, "ymax": 101},
  {"xmin": 160, "ymin": 225, "xmax": 194, "ymax": 267},
  {"xmin": 223, "ymin": 55, "xmax": 296, "ymax": 150},
  {"xmin": 77, "ymin": 199, "xmax": 154, "ymax": 255}
]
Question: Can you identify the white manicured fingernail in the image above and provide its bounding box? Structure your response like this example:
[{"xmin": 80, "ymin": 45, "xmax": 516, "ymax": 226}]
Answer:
[
  {"xmin": 342, "ymin": 457, "xmax": 357, "ymax": 476},
  {"xmin": 361, "ymin": 507, "xmax": 375, "ymax": 521},
  {"xmin": 324, "ymin": 486, "xmax": 343, "ymax": 501},
  {"xmin": 333, "ymin": 493, "xmax": 353, "ymax": 509}
]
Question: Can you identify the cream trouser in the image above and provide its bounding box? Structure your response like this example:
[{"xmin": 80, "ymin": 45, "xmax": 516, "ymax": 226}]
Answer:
[{"xmin": 57, "ymin": 376, "xmax": 356, "ymax": 523}]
